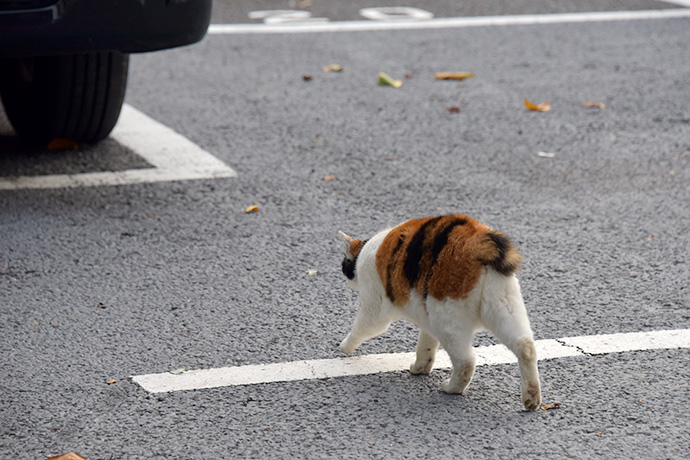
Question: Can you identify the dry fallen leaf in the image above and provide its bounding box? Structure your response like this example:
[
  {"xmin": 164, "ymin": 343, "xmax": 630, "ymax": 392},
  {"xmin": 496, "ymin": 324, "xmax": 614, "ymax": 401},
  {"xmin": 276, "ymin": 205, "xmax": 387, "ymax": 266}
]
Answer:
[
  {"xmin": 525, "ymin": 99, "xmax": 551, "ymax": 112},
  {"xmin": 46, "ymin": 453, "xmax": 88, "ymax": 460},
  {"xmin": 289, "ymin": 0, "xmax": 312, "ymax": 8},
  {"xmin": 106, "ymin": 379, "xmax": 117, "ymax": 385},
  {"xmin": 540, "ymin": 402, "xmax": 561, "ymax": 411},
  {"xmin": 47, "ymin": 138, "xmax": 80, "ymax": 151},
  {"xmin": 435, "ymin": 72, "xmax": 475, "ymax": 81},
  {"xmin": 582, "ymin": 101, "xmax": 606, "ymax": 109},
  {"xmin": 445, "ymin": 106, "xmax": 461, "ymax": 114},
  {"xmin": 302, "ymin": 74, "xmax": 313, "ymax": 81},
  {"xmin": 378, "ymin": 71, "xmax": 402, "ymax": 88},
  {"xmin": 323, "ymin": 64, "xmax": 343, "ymax": 72},
  {"xmin": 243, "ymin": 204, "xmax": 259, "ymax": 213},
  {"xmin": 323, "ymin": 175, "xmax": 335, "ymax": 181}
]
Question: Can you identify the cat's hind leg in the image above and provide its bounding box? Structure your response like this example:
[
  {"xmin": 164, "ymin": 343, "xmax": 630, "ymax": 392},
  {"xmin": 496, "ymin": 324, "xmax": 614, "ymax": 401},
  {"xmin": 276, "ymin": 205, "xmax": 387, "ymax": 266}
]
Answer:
[
  {"xmin": 480, "ymin": 273, "xmax": 542, "ymax": 411},
  {"xmin": 437, "ymin": 332, "xmax": 476, "ymax": 394},
  {"xmin": 426, "ymin": 299, "xmax": 479, "ymax": 394},
  {"xmin": 409, "ymin": 330, "xmax": 439, "ymax": 375}
]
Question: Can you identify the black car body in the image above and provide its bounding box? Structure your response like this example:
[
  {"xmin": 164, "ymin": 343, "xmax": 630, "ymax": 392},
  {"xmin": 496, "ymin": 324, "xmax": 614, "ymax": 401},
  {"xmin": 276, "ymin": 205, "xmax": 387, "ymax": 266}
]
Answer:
[{"xmin": 0, "ymin": 0, "xmax": 213, "ymax": 144}]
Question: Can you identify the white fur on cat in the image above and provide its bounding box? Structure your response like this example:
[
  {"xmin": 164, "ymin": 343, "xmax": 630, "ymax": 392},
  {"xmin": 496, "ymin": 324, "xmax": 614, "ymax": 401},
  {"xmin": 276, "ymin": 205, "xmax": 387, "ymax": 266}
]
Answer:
[{"xmin": 339, "ymin": 229, "xmax": 542, "ymax": 411}]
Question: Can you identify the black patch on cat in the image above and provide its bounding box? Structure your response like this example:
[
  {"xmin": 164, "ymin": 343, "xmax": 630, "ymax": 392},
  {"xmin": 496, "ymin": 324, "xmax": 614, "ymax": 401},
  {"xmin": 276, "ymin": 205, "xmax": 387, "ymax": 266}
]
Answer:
[
  {"xmin": 385, "ymin": 234, "xmax": 406, "ymax": 303},
  {"xmin": 424, "ymin": 217, "xmax": 468, "ymax": 300},
  {"xmin": 430, "ymin": 217, "xmax": 467, "ymax": 263},
  {"xmin": 342, "ymin": 257, "xmax": 356, "ymax": 280},
  {"xmin": 486, "ymin": 231, "xmax": 517, "ymax": 275},
  {"xmin": 403, "ymin": 216, "xmax": 443, "ymax": 287},
  {"xmin": 342, "ymin": 239, "xmax": 368, "ymax": 280}
]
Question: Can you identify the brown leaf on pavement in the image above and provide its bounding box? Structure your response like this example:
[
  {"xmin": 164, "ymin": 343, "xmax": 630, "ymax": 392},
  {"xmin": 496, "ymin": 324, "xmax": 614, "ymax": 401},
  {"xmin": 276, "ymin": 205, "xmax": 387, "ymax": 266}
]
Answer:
[
  {"xmin": 434, "ymin": 72, "xmax": 475, "ymax": 81},
  {"xmin": 525, "ymin": 99, "xmax": 551, "ymax": 112},
  {"xmin": 582, "ymin": 101, "xmax": 606, "ymax": 109},
  {"xmin": 46, "ymin": 453, "xmax": 88, "ymax": 460},
  {"xmin": 540, "ymin": 402, "xmax": 561, "ymax": 410},
  {"xmin": 323, "ymin": 64, "xmax": 343, "ymax": 72},
  {"xmin": 47, "ymin": 138, "xmax": 80, "ymax": 151}
]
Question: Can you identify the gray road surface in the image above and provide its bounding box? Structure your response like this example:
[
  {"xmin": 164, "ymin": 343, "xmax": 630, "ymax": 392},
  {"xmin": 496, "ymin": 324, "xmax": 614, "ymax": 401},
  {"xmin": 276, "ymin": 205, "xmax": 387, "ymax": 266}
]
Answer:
[{"xmin": 1, "ymin": 1, "xmax": 689, "ymax": 459}]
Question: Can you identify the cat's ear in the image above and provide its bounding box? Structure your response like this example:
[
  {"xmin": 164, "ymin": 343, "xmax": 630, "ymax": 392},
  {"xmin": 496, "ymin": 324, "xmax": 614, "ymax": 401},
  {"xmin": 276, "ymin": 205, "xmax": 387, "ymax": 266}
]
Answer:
[{"xmin": 338, "ymin": 231, "xmax": 356, "ymax": 258}]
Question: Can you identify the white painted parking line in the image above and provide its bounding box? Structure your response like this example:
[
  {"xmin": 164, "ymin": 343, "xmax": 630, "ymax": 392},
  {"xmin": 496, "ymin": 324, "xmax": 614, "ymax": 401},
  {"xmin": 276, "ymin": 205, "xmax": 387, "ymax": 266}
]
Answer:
[
  {"xmin": 132, "ymin": 328, "xmax": 690, "ymax": 394},
  {"xmin": 0, "ymin": 104, "xmax": 237, "ymax": 191},
  {"xmin": 560, "ymin": 329, "xmax": 690, "ymax": 355},
  {"xmin": 208, "ymin": 9, "xmax": 690, "ymax": 35}
]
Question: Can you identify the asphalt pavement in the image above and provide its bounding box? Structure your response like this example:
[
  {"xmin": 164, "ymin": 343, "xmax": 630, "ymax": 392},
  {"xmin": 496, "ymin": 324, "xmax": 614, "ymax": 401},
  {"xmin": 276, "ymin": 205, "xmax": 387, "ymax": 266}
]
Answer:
[{"xmin": 1, "ymin": 1, "xmax": 690, "ymax": 459}]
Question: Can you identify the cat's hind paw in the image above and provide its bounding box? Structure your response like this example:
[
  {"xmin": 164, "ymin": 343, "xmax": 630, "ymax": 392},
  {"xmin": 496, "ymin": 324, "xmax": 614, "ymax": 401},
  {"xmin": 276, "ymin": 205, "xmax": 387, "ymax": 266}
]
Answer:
[
  {"xmin": 440, "ymin": 378, "xmax": 465, "ymax": 394},
  {"xmin": 522, "ymin": 383, "xmax": 542, "ymax": 411}
]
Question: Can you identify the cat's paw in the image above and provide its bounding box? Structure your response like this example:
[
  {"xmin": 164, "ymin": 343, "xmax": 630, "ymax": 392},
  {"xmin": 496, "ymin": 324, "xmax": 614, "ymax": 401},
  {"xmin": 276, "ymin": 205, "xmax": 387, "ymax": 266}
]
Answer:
[
  {"xmin": 522, "ymin": 383, "xmax": 542, "ymax": 411},
  {"xmin": 339, "ymin": 338, "xmax": 356, "ymax": 355},
  {"xmin": 409, "ymin": 359, "xmax": 434, "ymax": 375},
  {"xmin": 440, "ymin": 378, "xmax": 464, "ymax": 394}
]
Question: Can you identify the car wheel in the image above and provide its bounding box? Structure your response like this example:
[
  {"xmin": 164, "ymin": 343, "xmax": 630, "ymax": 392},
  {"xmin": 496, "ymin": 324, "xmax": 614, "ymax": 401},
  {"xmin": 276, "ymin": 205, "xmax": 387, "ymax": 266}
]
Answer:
[{"xmin": 0, "ymin": 51, "xmax": 128, "ymax": 145}]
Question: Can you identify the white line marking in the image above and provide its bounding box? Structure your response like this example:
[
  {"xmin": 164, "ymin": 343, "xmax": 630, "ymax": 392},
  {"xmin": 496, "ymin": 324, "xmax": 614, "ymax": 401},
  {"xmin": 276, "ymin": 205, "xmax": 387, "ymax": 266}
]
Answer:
[
  {"xmin": 208, "ymin": 9, "xmax": 690, "ymax": 35},
  {"xmin": 132, "ymin": 328, "xmax": 690, "ymax": 394},
  {"xmin": 561, "ymin": 329, "xmax": 690, "ymax": 355},
  {"xmin": 0, "ymin": 104, "xmax": 237, "ymax": 191},
  {"xmin": 358, "ymin": 7, "xmax": 434, "ymax": 21}
]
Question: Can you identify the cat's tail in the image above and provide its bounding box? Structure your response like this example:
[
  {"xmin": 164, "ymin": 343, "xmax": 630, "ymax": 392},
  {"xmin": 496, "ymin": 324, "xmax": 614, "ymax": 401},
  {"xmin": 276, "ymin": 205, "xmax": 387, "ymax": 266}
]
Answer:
[{"xmin": 475, "ymin": 230, "xmax": 522, "ymax": 276}]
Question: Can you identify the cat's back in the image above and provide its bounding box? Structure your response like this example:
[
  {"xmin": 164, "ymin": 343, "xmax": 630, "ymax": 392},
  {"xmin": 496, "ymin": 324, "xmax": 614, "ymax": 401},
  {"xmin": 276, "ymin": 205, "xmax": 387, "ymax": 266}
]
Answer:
[{"xmin": 374, "ymin": 215, "xmax": 521, "ymax": 306}]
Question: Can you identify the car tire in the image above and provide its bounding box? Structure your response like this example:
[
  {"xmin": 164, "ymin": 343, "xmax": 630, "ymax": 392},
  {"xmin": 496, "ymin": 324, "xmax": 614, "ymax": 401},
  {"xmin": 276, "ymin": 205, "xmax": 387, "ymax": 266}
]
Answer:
[{"xmin": 0, "ymin": 51, "xmax": 129, "ymax": 145}]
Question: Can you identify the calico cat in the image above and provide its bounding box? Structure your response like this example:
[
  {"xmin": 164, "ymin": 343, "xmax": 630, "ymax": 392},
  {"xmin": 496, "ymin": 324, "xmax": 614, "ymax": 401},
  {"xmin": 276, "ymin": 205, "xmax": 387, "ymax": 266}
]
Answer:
[{"xmin": 338, "ymin": 214, "xmax": 542, "ymax": 411}]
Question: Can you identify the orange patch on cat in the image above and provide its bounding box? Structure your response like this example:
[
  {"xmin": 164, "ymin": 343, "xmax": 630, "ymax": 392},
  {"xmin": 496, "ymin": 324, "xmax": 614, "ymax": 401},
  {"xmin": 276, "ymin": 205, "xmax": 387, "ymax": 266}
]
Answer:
[
  {"xmin": 347, "ymin": 238, "xmax": 366, "ymax": 259},
  {"xmin": 376, "ymin": 215, "xmax": 521, "ymax": 306}
]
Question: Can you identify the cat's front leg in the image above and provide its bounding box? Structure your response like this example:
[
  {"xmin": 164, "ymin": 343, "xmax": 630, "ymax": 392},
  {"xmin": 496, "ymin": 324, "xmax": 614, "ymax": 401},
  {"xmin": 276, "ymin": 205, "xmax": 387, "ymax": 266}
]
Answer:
[
  {"xmin": 340, "ymin": 299, "xmax": 396, "ymax": 355},
  {"xmin": 410, "ymin": 330, "xmax": 439, "ymax": 375},
  {"xmin": 339, "ymin": 334, "xmax": 360, "ymax": 355}
]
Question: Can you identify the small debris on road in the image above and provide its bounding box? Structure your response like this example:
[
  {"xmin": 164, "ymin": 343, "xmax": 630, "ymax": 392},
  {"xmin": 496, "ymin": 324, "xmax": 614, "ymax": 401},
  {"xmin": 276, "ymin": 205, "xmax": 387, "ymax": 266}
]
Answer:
[
  {"xmin": 525, "ymin": 99, "xmax": 551, "ymax": 112},
  {"xmin": 582, "ymin": 101, "xmax": 606, "ymax": 109},
  {"xmin": 378, "ymin": 71, "xmax": 402, "ymax": 88},
  {"xmin": 434, "ymin": 72, "xmax": 474, "ymax": 81},
  {"xmin": 540, "ymin": 402, "xmax": 561, "ymax": 410}
]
